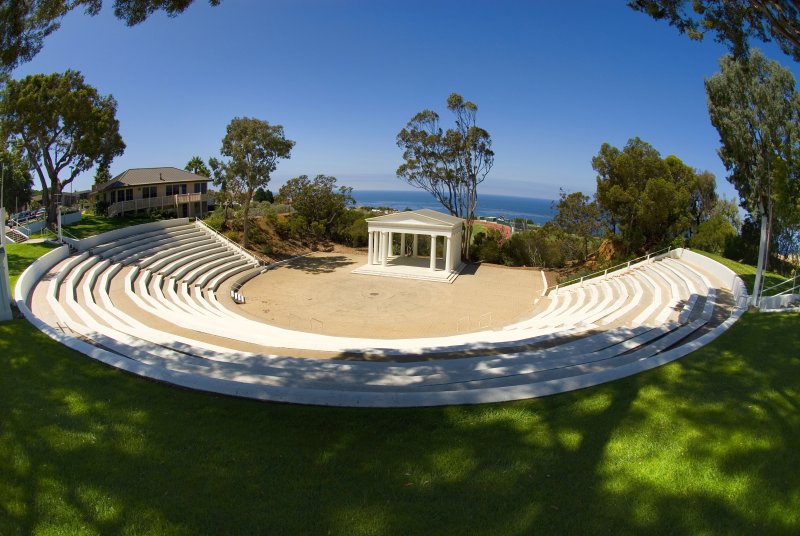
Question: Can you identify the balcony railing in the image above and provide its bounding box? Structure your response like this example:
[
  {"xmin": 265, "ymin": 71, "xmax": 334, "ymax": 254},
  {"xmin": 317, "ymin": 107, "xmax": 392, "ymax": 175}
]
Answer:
[{"xmin": 107, "ymin": 193, "xmax": 208, "ymax": 217}]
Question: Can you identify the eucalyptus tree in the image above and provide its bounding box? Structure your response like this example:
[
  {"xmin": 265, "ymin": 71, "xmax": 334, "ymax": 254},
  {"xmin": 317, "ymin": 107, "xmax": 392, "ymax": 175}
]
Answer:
[
  {"xmin": 0, "ymin": 0, "xmax": 221, "ymax": 74},
  {"xmin": 397, "ymin": 93, "xmax": 494, "ymax": 259},
  {"xmin": 629, "ymin": 0, "xmax": 800, "ymax": 61},
  {"xmin": 705, "ymin": 49, "xmax": 800, "ymax": 304},
  {"xmin": 216, "ymin": 117, "xmax": 294, "ymax": 249},
  {"xmin": 0, "ymin": 70, "xmax": 125, "ymax": 225}
]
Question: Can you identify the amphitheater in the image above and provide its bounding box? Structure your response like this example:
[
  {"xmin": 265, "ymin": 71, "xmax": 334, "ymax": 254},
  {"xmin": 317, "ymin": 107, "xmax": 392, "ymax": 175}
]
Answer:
[{"xmin": 15, "ymin": 218, "xmax": 749, "ymax": 407}]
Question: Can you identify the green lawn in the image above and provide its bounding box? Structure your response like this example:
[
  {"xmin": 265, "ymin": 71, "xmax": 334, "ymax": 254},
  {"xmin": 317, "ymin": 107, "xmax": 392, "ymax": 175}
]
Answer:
[
  {"xmin": 0, "ymin": 313, "xmax": 798, "ymax": 535},
  {"xmin": 4, "ymin": 242, "xmax": 57, "ymax": 290},
  {"xmin": 2, "ymin": 238, "xmax": 799, "ymax": 534},
  {"xmin": 63, "ymin": 213, "xmax": 162, "ymax": 239},
  {"xmin": 693, "ymin": 250, "xmax": 788, "ymax": 293}
]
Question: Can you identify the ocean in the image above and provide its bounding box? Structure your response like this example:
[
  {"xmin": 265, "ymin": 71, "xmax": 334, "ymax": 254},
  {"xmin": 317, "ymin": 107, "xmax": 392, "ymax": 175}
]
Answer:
[{"xmin": 353, "ymin": 190, "xmax": 556, "ymax": 225}]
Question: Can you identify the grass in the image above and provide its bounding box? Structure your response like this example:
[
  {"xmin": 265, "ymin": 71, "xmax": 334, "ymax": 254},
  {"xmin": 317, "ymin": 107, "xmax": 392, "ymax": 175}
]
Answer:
[
  {"xmin": 0, "ymin": 313, "xmax": 798, "ymax": 535},
  {"xmin": 693, "ymin": 250, "xmax": 788, "ymax": 293},
  {"xmin": 4, "ymin": 242, "xmax": 57, "ymax": 290},
  {"xmin": 2, "ymin": 236, "xmax": 799, "ymax": 534},
  {"xmin": 63, "ymin": 213, "xmax": 162, "ymax": 239}
]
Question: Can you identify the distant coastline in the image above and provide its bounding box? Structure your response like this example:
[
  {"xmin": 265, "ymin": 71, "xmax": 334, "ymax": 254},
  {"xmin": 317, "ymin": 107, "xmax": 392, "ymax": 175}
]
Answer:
[{"xmin": 352, "ymin": 190, "xmax": 556, "ymax": 225}]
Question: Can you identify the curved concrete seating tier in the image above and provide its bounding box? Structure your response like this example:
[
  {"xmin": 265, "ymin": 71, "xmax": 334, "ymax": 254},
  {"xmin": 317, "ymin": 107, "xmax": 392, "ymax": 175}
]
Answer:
[{"xmin": 17, "ymin": 221, "xmax": 748, "ymax": 407}]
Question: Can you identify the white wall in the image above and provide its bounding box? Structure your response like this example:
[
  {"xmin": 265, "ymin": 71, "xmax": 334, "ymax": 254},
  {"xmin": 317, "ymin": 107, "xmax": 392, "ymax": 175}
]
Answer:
[
  {"xmin": 14, "ymin": 245, "xmax": 70, "ymax": 308},
  {"xmin": 674, "ymin": 248, "xmax": 749, "ymax": 307}
]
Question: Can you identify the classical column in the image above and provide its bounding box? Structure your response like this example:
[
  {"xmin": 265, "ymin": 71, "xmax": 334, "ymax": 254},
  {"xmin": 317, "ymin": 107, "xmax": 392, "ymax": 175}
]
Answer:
[
  {"xmin": 388, "ymin": 232, "xmax": 393, "ymax": 257},
  {"xmin": 367, "ymin": 230, "xmax": 374, "ymax": 265},
  {"xmin": 413, "ymin": 234, "xmax": 419, "ymax": 257},
  {"xmin": 429, "ymin": 235, "xmax": 436, "ymax": 272},
  {"xmin": 445, "ymin": 236, "xmax": 452, "ymax": 272},
  {"xmin": 400, "ymin": 233, "xmax": 406, "ymax": 256},
  {"xmin": 381, "ymin": 232, "xmax": 388, "ymax": 267}
]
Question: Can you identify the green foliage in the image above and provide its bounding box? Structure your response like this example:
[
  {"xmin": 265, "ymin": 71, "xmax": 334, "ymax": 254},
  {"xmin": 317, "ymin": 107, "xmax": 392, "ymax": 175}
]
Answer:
[
  {"xmin": 254, "ymin": 187, "xmax": 274, "ymax": 203},
  {"xmin": 688, "ymin": 170, "xmax": 717, "ymax": 230},
  {"xmin": 689, "ymin": 214, "xmax": 737, "ymax": 254},
  {"xmin": 0, "ymin": 1, "xmax": 223, "ymax": 74},
  {"xmin": 706, "ymin": 49, "xmax": 800, "ymax": 298},
  {"xmin": 0, "ymin": 70, "xmax": 125, "ymax": 225},
  {"xmin": 471, "ymin": 229, "xmax": 504, "ymax": 264},
  {"xmin": 326, "ymin": 208, "xmax": 368, "ymax": 247},
  {"xmin": 184, "ymin": 155, "xmax": 211, "ymax": 178},
  {"xmin": 347, "ymin": 216, "xmax": 368, "ymax": 247},
  {"xmin": 215, "ymin": 116, "xmax": 294, "ymax": 248},
  {"xmin": 593, "ymin": 138, "xmax": 695, "ymax": 253},
  {"xmin": 706, "ymin": 50, "xmax": 799, "ymax": 221},
  {"xmin": 202, "ymin": 207, "xmax": 226, "ymax": 231},
  {"xmin": 0, "ymin": 147, "xmax": 32, "ymax": 214},
  {"xmin": 397, "ymin": 93, "xmax": 494, "ymax": 259},
  {"xmin": 552, "ymin": 189, "xmax": 601, "ymax": 260},
  {"xmin": 278, "ymin": 175, "xmax": 353, "ymax": 240},
  {"xmin": 629, "ymin": 0, "xmax": 800, "ymax": 62},
  {"xmin": 93, "ymin": 199, "xmax": 109, "ymax": 216},
  {"xmin": 93, "ymin": 159, "xmax": 112, "ymax": 185}
]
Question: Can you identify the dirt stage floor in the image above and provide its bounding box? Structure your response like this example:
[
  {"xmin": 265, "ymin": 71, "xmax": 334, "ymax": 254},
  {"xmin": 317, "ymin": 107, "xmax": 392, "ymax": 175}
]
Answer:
[{"xmin": 236, "ymin": 252, "xmax": 547, "ymax": 338}]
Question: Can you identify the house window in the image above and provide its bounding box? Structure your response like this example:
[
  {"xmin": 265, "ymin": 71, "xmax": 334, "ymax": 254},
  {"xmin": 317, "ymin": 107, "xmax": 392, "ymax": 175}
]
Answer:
[
  {"xmin": 142, "ymin": 186, "xmax": 157, "ymax": 198},
  {"xmin": 167, "ymin": 184, "xmax": 189, "ymax": 196},
  {"xmin": 125, "ymin": 189, "xmax": 133, "ymax": 201},
  {"xmin": 194, "ymin": 182, "xmax": 207, "ymax": 194}
]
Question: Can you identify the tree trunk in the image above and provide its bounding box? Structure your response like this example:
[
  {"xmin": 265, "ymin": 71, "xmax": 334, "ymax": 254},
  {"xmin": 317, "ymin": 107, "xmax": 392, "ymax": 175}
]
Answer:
[
  {"xmin": 752, "ymin": 203, "xmax": 770, "ymax": 307},
  {"xmin": 242, "ymin": 188, "xmax": 253, "ymax": 250},
  {"xmin": 462, "ymin": 219, "xmax": 473, "ymax": 260},
  {"xmin": 46, "ymin": 178, "xmax": 60, "ymax": 226}
]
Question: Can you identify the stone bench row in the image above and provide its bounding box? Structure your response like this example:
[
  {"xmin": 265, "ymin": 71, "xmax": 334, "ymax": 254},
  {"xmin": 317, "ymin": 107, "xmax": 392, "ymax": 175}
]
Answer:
[{"xmin": 45, "ymin": 251, "xmax": 711, "ymax": 394}]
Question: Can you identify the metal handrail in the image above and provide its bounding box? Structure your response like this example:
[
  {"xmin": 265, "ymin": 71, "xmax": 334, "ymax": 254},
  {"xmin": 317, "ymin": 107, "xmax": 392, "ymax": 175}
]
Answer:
[
  {"xmin": 761, "ymin": 273, "xmax": 800, "ymax": 297},
  {"xmin": 544, "ymin": 245, "xmax": 674, "ymax": 296},
  {"xmin": 194, "ymin": 217, "xmax": 263, "ymax": 266}
]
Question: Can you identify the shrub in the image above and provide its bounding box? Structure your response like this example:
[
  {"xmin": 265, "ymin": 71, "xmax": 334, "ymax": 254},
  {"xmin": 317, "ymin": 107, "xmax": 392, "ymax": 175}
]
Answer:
[
  {"xmin": 471, "ymin": 230, "xmax": 504, "ymax": 263},
  {"xmin": 690, "ymin": 215, "xmax": 736, "ymax": 254}
]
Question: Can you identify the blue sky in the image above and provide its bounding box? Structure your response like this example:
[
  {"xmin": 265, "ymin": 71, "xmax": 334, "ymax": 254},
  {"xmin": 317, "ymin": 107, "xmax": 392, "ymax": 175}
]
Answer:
[{"xmin": 12, "ymin": 0, "xmax": 800, "ymax": 201}]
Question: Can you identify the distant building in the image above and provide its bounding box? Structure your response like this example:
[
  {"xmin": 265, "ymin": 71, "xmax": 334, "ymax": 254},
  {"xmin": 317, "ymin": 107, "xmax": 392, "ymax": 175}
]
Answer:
[{"xmin": 92, "ymin": 167, "xmax": 211, "ymax": 218}]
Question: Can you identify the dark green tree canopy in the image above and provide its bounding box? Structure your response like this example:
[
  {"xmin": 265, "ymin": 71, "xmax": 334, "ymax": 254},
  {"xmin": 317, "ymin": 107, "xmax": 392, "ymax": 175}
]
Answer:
[
  {"xmin": 593, "ymin": 137, "xmax": 694, "ymax": 252},
  {"xmin": 552, "ymin": 189, "xmax": 602, "ymax": 259},
  {"xmin": 629, "ymin": 0, "xmax": 800, "ymax": 61},
  {"xmin": 0, "ymin": 0, "xmax": 221, "ymax": 74},
  {"xmin": 0, "ymin": 147, "xmax": 33, "ymax": 215},
  {"xmin": 0, "ymin": 70, "xmax": 125, "ymax": 224},
  {"xmin": 254, "ymin": 187, "xmax": 273, "ymax": 203},
  {"xmin": 278, "ymin": 174, "xmax": 353, "ymax": 234},
  {"xmin": 396, "ymin": 92, "xmax": 494, "ymax": 259}
]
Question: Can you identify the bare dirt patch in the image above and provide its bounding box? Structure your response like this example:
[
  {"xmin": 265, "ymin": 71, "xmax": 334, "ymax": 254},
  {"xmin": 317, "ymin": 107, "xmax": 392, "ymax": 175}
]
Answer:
[{"xmin": 238, "ymin": 252, "xmax": 546, "ymax": 338}]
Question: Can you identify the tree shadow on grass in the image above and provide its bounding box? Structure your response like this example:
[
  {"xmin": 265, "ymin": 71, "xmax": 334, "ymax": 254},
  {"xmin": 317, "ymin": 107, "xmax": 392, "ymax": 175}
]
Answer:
[
  {"xmin": 1, "ymin": 313, "xmax": 799, "ymax": 534},
  {"xmin": 281, "ymin": 255, "xmax": 356, "ymax": 275}
]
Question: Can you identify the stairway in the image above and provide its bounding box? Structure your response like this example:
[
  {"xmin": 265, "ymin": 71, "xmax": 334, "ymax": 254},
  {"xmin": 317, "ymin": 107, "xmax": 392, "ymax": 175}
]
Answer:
[{"xmin": 4, "ymin": 227, "xmax": 28, "ymax": 243}]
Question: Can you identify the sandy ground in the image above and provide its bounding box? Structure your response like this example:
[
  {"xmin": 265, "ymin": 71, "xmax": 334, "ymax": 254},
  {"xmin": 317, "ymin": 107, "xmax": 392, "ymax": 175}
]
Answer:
[{"xmin": 237, "ymin": 252, "xmax": 546, "ymax": 338}]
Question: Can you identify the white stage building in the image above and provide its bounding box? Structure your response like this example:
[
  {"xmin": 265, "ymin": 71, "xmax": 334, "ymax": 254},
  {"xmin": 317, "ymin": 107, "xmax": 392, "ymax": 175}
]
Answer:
[{"xmin": 353, "ymin": 209, "xmax": 465, "ymax": 283}]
